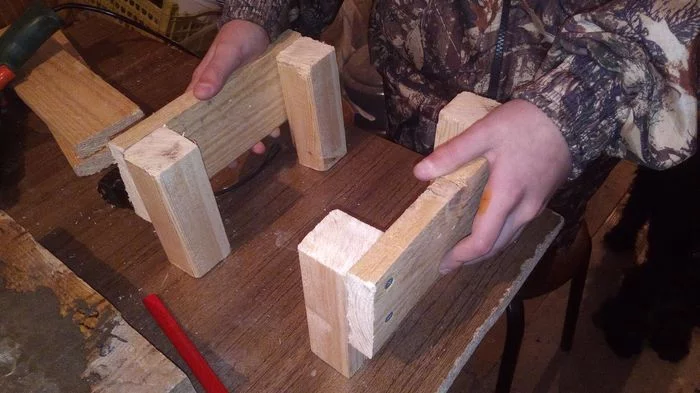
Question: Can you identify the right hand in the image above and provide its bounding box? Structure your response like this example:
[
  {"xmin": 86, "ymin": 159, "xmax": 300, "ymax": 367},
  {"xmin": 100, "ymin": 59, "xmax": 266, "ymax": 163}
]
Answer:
[{"xmin": 188, "ymin": 20, "xmax": 276, "ymax": 153}]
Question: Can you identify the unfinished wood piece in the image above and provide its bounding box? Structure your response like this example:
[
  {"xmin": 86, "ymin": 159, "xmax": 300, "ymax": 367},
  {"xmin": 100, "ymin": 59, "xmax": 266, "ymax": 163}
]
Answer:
[
  {"xmin": 277, "ymin": 37, "xmax": 347, "ymax": 170},
  {"xmin": 346, "ymin": 158, "xmax": 489, "ymax": 357},
  {"xmin": 0, "ymin": 210, "xmax": 195, "ymax": 392},
  {"xmin": 109, "ymin": 30, "xmax": 301, "ymax": 221},
  {"xmin": 343, "ymin": 92, "xmax": 499, "ymax": 357},
  {"xmin": 14, "ymin": 35, "xmax": 143, "ymax": 175},
  {"xmin": 125, "ymin": 127, "xmax": 230, "ymax": 278},
  {"xmin": 434, "ymin": 92, "xmax": 499, "ymax": 148},
  {"xmin": 298, "ymin": 210, "xmax": 378, "ymax": 377}
]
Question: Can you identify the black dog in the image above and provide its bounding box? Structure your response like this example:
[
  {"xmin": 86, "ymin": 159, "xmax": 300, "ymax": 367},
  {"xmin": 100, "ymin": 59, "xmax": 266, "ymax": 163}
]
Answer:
[{"xmin": 594, "ymin": 152, "xmax": 700, "ymax": 362}]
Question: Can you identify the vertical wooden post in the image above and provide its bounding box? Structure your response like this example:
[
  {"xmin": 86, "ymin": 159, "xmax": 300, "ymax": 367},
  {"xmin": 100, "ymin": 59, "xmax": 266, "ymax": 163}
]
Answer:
[
  {"xmin": 277, "ymin": 37, "xmax": 347, "ymax": 171},
  {"xmin": 434, "ymin": 92, "xmax": 499, "ymax": 147},
  {"xmin": 125, "ymin": 127, "xmax": 230, "ymax": 278},
  {"xmin": 298, "ymin": 210, "xmax": 379, "ymax": 377}
]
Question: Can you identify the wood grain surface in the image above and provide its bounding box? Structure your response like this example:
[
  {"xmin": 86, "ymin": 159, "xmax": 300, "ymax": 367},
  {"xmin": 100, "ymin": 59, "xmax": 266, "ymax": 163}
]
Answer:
[
  {"xmin": 0, "ymin": 211, "xmax": 194, "ymax": 392},
  {"xmin": 298, "ymin": 210, "xmax": 379, "ymax": 377},
  {"xmin": 346, "ymin": 158, "xmax": 489, "ymax": 357},
  {"xmin": 125, "ymin": 128, "xmax": 230, "ymax": 277},
  {"xmin": 1, "ymin": 17, "xmax": 562, "ymax": 392},
  {"xmin": 277, "ymin": 37, "xmax": 347, "ymax": 170},
  {"xmin": 109, "ymin": 30, "xmax": 300, "ymax": 220},
  {"xmin": 10, "ymin": 29, "xmax": 143, "ymax": 174}
]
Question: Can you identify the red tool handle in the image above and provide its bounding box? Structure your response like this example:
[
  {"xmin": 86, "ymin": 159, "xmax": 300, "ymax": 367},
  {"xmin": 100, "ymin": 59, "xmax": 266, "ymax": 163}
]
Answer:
[
  {"xmin": 143, "ymin": 294, "xmax": 228, "ymax": 393},
  {"xmin": 0, "ymin": 65, "xmax": 16, "ymax": 91}
]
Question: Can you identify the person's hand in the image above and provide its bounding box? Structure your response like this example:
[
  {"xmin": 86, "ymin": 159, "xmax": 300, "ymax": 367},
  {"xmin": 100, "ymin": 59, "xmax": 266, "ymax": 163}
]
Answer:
[
  {"xmin": 188, "ymin": 19, "xmax": 276, "ymax": 153},
  {"xmin": 413, "ymin": 99, "xmax": 572, "ymax": 274},
  {"xmin": 189, "ymin": 19, "xmax": 269, "ymax": 98}
]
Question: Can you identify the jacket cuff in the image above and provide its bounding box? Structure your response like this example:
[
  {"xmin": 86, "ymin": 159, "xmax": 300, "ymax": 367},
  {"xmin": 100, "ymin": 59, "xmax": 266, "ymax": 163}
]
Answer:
[
  {"xmin": 512, "ymin": 56, "xmax": 624, "ymax": 179},
  {"xmin": 220, "ymin": 1, "xmax": 292, "ymax": 41}
]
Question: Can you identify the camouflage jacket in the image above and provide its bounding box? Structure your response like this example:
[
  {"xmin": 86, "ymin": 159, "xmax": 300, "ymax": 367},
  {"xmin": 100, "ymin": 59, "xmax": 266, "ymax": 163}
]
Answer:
[
  {"xmin": 221, "ymin": 0, "xmax": 698, "ymax": 246},
  {"xmin": 223, "ymin": 0, "xmax": 698, "ymax": 177}
]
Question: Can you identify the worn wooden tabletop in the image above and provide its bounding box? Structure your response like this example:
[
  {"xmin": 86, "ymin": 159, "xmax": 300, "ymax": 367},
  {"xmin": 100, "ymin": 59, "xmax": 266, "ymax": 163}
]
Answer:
[{"xmin": 0, "ymin": 17, "xmax": 561, "ymax": 392}]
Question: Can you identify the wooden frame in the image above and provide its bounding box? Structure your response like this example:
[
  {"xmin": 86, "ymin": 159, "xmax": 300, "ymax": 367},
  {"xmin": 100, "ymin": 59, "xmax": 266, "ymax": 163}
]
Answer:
[
  {"xmin": 298, "ymin": 92, "xmax": 562, "ymax": 376},
  {"xmin": 109, "ymin": 31, "xmax": 347, "ymax": 277}
]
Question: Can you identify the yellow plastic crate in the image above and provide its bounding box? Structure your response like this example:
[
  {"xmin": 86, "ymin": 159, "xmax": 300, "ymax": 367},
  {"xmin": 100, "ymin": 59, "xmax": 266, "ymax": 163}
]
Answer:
[{"xmin": 85, "ymin": 0, "xmax": 217, "ymax": 55}]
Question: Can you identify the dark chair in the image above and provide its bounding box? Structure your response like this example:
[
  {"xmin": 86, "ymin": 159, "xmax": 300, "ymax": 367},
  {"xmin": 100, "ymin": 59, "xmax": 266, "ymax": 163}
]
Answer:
[{"xmin": 495, "ymin": 221, "xmax": 593, "ymax": 393}]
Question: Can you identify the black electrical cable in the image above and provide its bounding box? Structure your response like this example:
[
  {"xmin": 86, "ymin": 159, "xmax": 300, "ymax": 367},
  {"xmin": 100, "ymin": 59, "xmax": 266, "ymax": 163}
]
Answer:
[
  {"xmin": 52, "ymin": 3, "xmax": 202, "ymax": 58},
  {"xmin": 214, "ymin": 143, "xmax": 281, "ymax": 197}
]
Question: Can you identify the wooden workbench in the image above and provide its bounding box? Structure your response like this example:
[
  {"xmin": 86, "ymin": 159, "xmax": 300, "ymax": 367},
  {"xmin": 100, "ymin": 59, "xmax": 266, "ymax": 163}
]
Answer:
[{"xmin": 0, "ymin": 17, "xmax": 560, "ymax": 392}]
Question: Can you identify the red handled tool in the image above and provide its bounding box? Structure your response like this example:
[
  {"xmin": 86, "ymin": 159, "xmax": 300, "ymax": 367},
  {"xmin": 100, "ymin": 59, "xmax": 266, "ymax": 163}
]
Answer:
[
  {"xmin": 143, "ymin": 294, "xmax": 229, "ymax": 393},
  {"xmin": 0, "ymin": 3, "xmax": 61, "ymax": 91}
]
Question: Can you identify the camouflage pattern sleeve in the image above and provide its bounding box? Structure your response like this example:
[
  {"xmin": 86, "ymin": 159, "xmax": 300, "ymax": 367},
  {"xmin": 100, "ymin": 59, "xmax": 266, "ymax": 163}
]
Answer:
[
  {"xmin": 220, "ymin": 0, "xmax": 343, "ymax": 40},
  {"xmin": 512, "ymin": 0, "xmax": 698, "ymax": 178}
]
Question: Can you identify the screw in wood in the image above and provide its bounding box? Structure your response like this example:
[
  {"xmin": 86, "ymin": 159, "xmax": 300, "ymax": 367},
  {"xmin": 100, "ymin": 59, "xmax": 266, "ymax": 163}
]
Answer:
[
  {"xmin": 385, "ymin": 311, "xmax": 393, "ymax": 323},
  {"xmin": 384, "ymin": 277, "xmax": 394, "ymax": 289}
]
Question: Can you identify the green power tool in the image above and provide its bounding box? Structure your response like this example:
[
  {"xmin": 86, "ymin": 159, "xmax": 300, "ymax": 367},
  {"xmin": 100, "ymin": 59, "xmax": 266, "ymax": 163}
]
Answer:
[{"xmin": 0, "ymin": 3, "xmax": 62, "ymax": 90}]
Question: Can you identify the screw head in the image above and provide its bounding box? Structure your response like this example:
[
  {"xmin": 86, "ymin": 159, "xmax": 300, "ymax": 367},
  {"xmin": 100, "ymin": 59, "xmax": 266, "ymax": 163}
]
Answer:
[{"xmin": 384, "ymin": 277, "xmax": 394, "ymax": 289}]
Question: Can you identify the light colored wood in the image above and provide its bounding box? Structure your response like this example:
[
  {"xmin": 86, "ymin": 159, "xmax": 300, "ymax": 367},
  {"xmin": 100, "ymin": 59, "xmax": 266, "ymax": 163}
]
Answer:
[
  {"xmin": 342, "ymin": 92, "xmax": 500, "ymax": 358},
  {"xmin": 0, "ymin": 210, "xmax": 195, "ymax": 392},
  {"xmin": 434, "ymin": 92, "xmax": 499, "ymax": 148},
  {"xmin": 299, "ymin": 92, "xmax": 500, "ymax": 366},
  {"xmin": 298, "ymin": 210, "xmax": 376, "ymax": 377},
  {"xmin": 68, "ymin": 145, "xmax": 116, "ymax": 177},
  {"xmin": 14, "ymin": 41, "xmax": 143, "ymax": 170},
  {"xmin": 125, "ymin": 127, "xmax": 230, "ymax": 278},
  {"xmin": 277, "ymin": 37, "xmax": 347, "ymax": 170},
  {"xmin": 108, "ymin": 94, "xmax": 199, "ymax": 221},
  {"xmin": 109, "ymin": 30, "xmax": 301, "ymax": 221},
  {"xmin": 0, "ymin": 28, "xmax": 136, "ymax": 176},
  {"xmin": 346, "ymin": 158, "xmax": 489, "ymax": 357}
]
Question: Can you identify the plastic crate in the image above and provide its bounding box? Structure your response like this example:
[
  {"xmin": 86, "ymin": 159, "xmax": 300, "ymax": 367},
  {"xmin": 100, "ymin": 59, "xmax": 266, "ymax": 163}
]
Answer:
[{"xmin": 85, "ymin": 0, "xmax": 217, "ymax": 55}]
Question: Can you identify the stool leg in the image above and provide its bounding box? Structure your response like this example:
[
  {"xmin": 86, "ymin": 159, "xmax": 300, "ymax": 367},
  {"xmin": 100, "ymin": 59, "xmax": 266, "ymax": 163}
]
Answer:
[
  {"xmin": 560, "ymin": 256, "xmax": 590, "ymax": 351},
  {"xmin": 496, "ymin": 298, "xmax": 525, "ymax": 393}
]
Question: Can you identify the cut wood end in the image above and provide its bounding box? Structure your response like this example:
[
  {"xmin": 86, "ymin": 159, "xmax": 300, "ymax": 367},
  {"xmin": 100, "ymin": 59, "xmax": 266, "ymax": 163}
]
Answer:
[
  {"xmin": 345, "ymin": 272, "xmax": 377, "ymax": 358},
  {"xmin": 124, "ymin": 127, "xmax": 197, "ymax": 175},
  {"xmin": 443, "ymin": 92, "xmax": 499, "ymax": 115},
  {"xmin": 277, "ymin": 37, "xmax": 335, "ymax": 73},
  {"xmin": 298, "ymin": 210, "xmax": 383, "ymax": 274}
]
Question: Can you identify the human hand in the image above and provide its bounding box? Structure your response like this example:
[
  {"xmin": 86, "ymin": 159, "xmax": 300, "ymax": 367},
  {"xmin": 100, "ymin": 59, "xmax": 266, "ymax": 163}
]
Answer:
[
  {"xmin": 188, "ymin": 20, "xmax": 276, "ymax": 153},
  {"xmin": 413, "ymin": 99, "xmax": 572, "ymax": 274}
]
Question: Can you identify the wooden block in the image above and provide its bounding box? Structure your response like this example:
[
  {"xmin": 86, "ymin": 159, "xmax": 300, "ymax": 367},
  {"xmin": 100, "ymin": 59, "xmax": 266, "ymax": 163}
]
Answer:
[
  {"xmin": 277, "ymin": 37, "xmax": 347, "ymax": 170},
  {"xmin": 0, "ymin": 210, "xmax": 195, "ymax": 392},
  {"xmin": 125, "ymin": 128, "xmax": 230, "ymax": 278},
  {"xmin": 298, "ymin": 210, "xmax": 377, "ymax": 377},
  {"xmin": 346, "ymin": 158, "xmax": 489, "ymax": 357},
  {"xmin": 69, "ymin": 145, "xmax": 116, "ymax": 177},
  {"xmin": 13, "ymin": 36, "xmax": 143, "ymax": 174},
  {"xmin": 109, "ymin": 30, "xmax": 301, "ymax": 221},
  {"xmin": 434, "ymin": 92, "xmax": 499, "ymax": 148},
  {"xmin": 342, "ymin": 92, "xmax": 499, "ymax": 357}
]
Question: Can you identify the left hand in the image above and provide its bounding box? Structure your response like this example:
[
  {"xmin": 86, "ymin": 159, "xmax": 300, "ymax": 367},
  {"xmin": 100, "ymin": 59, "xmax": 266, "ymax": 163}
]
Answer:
[{"xmin": 413, "ymin": 99, "xmax": 572, "ymax": 274}]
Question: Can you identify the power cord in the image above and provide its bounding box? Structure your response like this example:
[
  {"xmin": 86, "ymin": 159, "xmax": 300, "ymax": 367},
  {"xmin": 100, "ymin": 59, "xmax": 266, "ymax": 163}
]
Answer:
[
  {"xmin": 52, "ymin": 2, "xmax": 203, "ymax": 58},
  {"xmin": 214, "ymin": 143, "xmax": 281, "ymax": 197}
]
